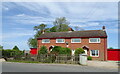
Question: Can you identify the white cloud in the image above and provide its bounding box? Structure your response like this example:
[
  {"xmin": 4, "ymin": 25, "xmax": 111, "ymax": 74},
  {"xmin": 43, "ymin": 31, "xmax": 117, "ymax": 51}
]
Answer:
[{"xmin": 16, "ymin": 14, "xmax": 25, "ymax": 17}]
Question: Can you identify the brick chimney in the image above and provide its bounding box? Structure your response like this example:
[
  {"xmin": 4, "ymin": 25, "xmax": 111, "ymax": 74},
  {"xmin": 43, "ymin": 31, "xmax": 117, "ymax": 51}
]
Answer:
[
  {"xmin": 102, "ymin": 26, "xmax": 105, "ymax": 31},
  {"xmin": 41, "ymin": 29, "xmax": 45, "ymax": 34},
  {"xmin": 68, "ymin": 27, "xmax": 74, "ymax": 32}
]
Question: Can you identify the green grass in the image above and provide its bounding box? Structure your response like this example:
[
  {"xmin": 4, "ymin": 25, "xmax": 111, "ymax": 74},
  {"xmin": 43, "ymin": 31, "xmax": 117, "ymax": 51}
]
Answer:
[{"xmin": 7, "ymin": 60, "xmax": 40, "ymax": 63}]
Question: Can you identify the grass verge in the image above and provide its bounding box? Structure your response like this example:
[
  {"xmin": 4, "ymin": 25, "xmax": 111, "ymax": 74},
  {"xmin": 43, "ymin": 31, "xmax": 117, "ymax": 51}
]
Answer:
[{"xmin": 7, "ymin": 60, "xmax": 40, "ymax": 63}]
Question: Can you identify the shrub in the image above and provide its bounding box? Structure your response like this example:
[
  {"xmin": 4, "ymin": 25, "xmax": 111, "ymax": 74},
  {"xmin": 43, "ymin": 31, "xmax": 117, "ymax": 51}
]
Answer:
[
  {"xmin": 87, "ymin": 56, "xmax": 92, "ymax": 60},
  {"xmin": 60, "ymin": 47, "xmax": 71, "ymax": 55},
  {"xmin": 50, "ymin": 46, "xmax": 62, "ymax": 54},
  {"xmin": 38, "ymin": 46, "xmax": 48, "ymax": 54},
  {"xmin": 51, "ymin": 46, "xmax": 71, "ymax": 55},
  {"xmin": 75, "ymin": 48, "xmax": 85, "ymax": 55}
]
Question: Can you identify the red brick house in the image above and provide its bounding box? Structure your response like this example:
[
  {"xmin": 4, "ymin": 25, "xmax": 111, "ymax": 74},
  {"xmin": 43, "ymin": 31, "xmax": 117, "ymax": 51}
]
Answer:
[{"xmin": 37, "ymin": 26, "xmax": 107, "ymax": 61}]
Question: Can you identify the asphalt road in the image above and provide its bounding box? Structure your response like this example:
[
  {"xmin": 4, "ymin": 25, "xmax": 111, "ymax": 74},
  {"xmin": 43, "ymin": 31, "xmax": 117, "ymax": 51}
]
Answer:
[{"xmin": 2, "ymin": 62, "xmax": 118, "ymax": 72}]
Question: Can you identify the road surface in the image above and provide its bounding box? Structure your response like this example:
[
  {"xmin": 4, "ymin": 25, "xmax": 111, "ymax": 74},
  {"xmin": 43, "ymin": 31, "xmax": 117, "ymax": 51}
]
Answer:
[{"xmin": 2, "ymin": 62, "xmax": 118, "ymax": 72}]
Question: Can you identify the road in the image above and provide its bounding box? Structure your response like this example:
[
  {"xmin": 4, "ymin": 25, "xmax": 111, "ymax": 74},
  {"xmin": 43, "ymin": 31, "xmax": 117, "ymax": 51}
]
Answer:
[{"xmin": 2, "ymin": 62, "xmax": 118, "ymax": 72}]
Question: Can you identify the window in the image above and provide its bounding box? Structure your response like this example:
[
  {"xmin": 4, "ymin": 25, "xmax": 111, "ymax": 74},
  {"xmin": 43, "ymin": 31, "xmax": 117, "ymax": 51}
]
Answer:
[
  {"xmin": 90, "ymin": 50, "xmax": 99, "ymax": 57},
  {"xmin": 89, "ymin": 38, "xmax": 100, "ymax": 43},
  {"xmin": 71, "ymin": 38, "xmax": 81, "ymax": 43},
  {"xmin": 42, "ymin": 39, "xmax": 50, "ymax": 43},
  {"xmin": 56, "ymin": 39, "xmax": 65, "ymax": 43}
]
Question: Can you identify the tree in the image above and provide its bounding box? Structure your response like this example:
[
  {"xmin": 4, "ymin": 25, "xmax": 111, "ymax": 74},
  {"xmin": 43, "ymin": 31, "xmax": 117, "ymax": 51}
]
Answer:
[
  {"xmin": 75, "ymin": 48, "xmax": 85, "ymax": 55},
  {"xmin": 51, "ymin": 46, "xmax": 62, "ymax": 54},
  {"xmin": 108, "ymin": 47, "xmax": 114, "ymax": 49},
  {"xmin": 12, "ymin": 46, "xmax": 19, "ymax": 51},
  {"xmin": 28, "ymin": 24, "xmax": 48, "ymax": 48},
  {"xmin": 0, "ymin": 45, "xmax": 3, "ymax": 49},
  {"xmin": 38, "ymin": 46, "xmax": 48, "ymax": 54},
  {"xmin": 60, "ymin": 47, "xmax": 71, "ymax": 55},
  {"xmin": 53, "ymin": 17, "xmax": 70, "ymax": 32},
  {"xmin": 28, "ymin": 38, "xmax": 37, "ymax": 48}
]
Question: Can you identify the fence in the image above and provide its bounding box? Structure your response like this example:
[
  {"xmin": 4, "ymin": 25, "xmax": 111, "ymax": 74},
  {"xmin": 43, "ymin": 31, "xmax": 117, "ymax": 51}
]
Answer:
[{"xmin": 8, "ymin": 54, "xmax": 79, "ymax": 64}]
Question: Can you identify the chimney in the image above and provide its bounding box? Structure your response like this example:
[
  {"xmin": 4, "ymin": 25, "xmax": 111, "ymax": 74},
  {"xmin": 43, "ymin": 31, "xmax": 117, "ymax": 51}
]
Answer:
[
  {"xmin": 42, "ymin": 29, "xmax": 45, "ymax": 34},
  {"xmin": 102, "ymin": 26, "xmax": 105, "ymax": 31},
  {"xmin": 68, "ymin": 27, "xmax": 74, "ymax": 32}
]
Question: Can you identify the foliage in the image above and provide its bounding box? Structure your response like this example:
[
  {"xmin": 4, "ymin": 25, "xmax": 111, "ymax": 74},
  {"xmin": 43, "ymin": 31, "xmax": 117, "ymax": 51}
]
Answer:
[
  {"xmin": 0, "ymin": 45, "xmax": 3, "ymax": 49},
  {"xmin": 2, "ymin": 49, "xmax": 13, "ymax": 58},
  {"xmin": 51, "ymin": 46, "xmax": 62, "ymax": 54},
  {"xmin": 75, "ymin": 48, "xmax": 85, "ymax": 55},
  {"xmin": 53, "ymin": 17, "xmax": 70, "ymax": 32},
  {"xmin": 28, "ymin": 17, "xmax": 71, "ymax": 48},
  {"xmin": 108, "ymin": 47, "xmax": 114, "ymax": 49},
  {"xmin": 87, "ymin": 56, "xmax": 92, "ymax": 60},
  {"xmin": 60, "ymin": 47, "xmax": 71, "ymax": 55},
  {"xmin": 12, "ymin": 46, "xmax": 20, "ymax": 51},
  {"xmin": 28, "ymin": 24, "xmax": 48, "ymax": 48},
  {"xmin": 28, "ymin": 38, "xmax": 37, "ymax": 48},
  {"xmin": 38, "ymin": 46, "xmax": 48, "ymax": 54},
  {"xmin": 51, "ymin": 46, "xmax": 71, "ymax": 55}
]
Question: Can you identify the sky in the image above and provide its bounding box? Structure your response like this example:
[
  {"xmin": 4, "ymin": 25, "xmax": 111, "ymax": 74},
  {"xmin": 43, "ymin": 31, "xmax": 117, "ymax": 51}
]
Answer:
[{"xmin": 1, "ymin": 2, "xmax": 119, "ymax": 50}]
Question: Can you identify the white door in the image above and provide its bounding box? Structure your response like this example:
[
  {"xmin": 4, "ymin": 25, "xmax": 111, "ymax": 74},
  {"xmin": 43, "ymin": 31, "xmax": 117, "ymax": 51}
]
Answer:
[{"xmin": 84, "ymin": 50, "xmax": 87, "ymax": 55}]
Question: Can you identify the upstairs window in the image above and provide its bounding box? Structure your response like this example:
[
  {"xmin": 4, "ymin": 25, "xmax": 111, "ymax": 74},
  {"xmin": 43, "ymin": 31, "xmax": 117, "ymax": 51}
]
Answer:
[
  {"xmin": 89, "ymin": 38, "xmax": 100, "ymax": 43},
  {"xmin": 56, "ymin": 39, "xmax": 65, "ymax": 43},
  {"xmin": 42, "ymin": 39, "xmax": 50, "ymax": 43},
  {"xmin": 71, "ymin": 38, "xmax": 81, "ymax": 43},
  {"xmin": 90, "ymin": 50, "xmax": 99, "ymax": 57}
]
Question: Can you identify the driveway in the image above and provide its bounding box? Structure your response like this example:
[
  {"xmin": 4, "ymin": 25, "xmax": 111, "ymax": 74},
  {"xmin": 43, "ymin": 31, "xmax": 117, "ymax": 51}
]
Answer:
[{"xmin": 2, "ymin": 62, "xmax": 118, "ymax": 72}]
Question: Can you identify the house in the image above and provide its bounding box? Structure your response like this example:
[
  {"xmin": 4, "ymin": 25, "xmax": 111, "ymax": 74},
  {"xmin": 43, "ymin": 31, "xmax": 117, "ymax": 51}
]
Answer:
[{"xmin": 37, "ymin": 26, "xmax": 107, "ymax": 61}]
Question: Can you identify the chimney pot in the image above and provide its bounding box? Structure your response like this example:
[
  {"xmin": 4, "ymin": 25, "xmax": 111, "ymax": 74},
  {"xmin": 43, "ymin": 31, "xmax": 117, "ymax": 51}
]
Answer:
[{"xmin": 102, "ymin": 26, "xmax": 105, "ymax": 31}]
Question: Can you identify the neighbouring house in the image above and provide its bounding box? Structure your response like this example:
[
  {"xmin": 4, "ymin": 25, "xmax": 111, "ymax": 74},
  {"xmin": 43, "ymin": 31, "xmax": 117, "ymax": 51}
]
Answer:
[{"xmin": 37, "ymin": 26, "xmax": 107, "ymax": 61}]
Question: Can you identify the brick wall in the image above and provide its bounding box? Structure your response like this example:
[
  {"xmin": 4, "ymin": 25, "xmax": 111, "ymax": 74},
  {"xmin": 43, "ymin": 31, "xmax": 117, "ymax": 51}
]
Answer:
[{"xmin": 37, "ymin": 38, "xmax": 107, "ymax": 61}]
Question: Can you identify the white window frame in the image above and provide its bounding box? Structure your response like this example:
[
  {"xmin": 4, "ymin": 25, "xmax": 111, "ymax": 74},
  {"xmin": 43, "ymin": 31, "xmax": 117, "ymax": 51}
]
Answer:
[
  {"xmin": 89, "ymin": 38, "xmax": 100, "ymax": 43},
  {"xmin": 56, "ymin": 39, "xmax": 65, "ymax": 43},
  {"xmin": 42, "ymin": 39, "xmax": 50, "ymax": 43},
  {"xmin": 90, "ymin": 50, "xmax": 99, "ymax": 57},
  {"xmin": 71, "ymin": 38, "xmax": 81, "ymax": 43}
]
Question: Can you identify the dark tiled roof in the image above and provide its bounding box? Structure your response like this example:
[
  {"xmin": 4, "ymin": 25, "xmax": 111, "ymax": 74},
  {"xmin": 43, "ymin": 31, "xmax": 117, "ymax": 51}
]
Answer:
[{"xmin": 38, "ymin": 30, "xmax": 107, "ymax": 39}]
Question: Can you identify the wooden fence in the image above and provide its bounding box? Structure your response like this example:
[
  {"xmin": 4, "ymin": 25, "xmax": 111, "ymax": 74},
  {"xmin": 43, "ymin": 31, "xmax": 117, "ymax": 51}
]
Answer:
[{"xmin": 8, "ymin": 54, "xmax": 79, "ymax": 64}]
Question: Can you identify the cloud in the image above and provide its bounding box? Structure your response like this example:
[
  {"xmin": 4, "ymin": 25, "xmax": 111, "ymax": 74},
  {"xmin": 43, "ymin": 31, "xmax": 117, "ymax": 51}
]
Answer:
[{"xmin": 16, "ymin": 14, "xmax": 25, "ymax": 17}]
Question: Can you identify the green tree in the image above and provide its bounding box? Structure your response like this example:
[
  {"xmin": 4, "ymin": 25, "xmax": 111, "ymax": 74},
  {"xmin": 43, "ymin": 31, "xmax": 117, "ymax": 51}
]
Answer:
[
  {"xmin": 28, "ymin": 38, "xmax": 37, "ymax": 48},
  {"xmin": 38, "ymin": 46, "xmax": 48, "ymax": 54},
  {"xmin": 12, "ymin": 46, "xmax": 19, "ymax": 51},
  {"xmin": 108, "ymin": 47, "xmax": 114, "ymax": 49},
  {"xmin": 60, "ymin": 47, "xmax": 71, "ymax": 55},
  {"xmin": 28, "ymin": 24, "xmax": 48, "ymax": 48},
  {"xmin": 0, "ymin": 45, "xmax": 3, "ymax": 49},
  {"xmin": 51, "ymin": 46, "xmax": 62, "ymax": 54},
  {"xmin": 75, "ymin": 48, "xmax": 85, "ymax": 55},
  {"xmin": 53, "ymin": 17, "xmax": 70, "ymax": 32}
]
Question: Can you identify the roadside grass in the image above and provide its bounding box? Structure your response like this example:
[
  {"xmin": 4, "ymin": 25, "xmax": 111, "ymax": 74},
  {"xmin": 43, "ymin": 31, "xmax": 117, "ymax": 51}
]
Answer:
[
  {"xmin": 6, "ymin": 60, "xmax": 79, "ymax": 65},
  {"xmin": 7, "ymin": 60, "xmax": 40, "ymax": 63}
]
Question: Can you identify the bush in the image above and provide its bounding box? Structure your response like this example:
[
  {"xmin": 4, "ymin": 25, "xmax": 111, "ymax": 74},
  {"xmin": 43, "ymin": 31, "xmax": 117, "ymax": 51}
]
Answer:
[
  {"xmin": 38, "ymin": 46, "xmax": 48, "ymax": 54},
  {"xmin": 51, "ymin": 46, "xmax": 71, "ymax": 55},
  {"xmin": 51, "ymin": 46, "xmax": 62, "ymax": 54},
  {"xmin": 87, "ymin": 56, "xmax": 92, "ymax": 60},
  {"xmin": 60, "ymin": 47, "xmax": 71, "ymax": 55},
  {"xmin": 75, "ymin": 48, "xmax": 85, "ymax": 55}
]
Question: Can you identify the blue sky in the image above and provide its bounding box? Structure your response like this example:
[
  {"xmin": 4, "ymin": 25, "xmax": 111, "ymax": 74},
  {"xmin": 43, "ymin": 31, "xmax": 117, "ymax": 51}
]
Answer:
[{"xmin": 1, "ymin": 2, "xmax": 118, "ymax": 50}]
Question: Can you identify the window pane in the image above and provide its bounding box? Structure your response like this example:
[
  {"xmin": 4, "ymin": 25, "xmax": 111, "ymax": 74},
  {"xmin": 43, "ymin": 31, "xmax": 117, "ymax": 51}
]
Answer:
[
  {"xmin": 42, "ymin": 39, "xmax": 50, "ymax": 43},
  {"xmin": 72, "ymin": 38, "xmax": 81, "ymax": 43},
  {"xmin": 91, "ymin": 50, "xmax": 99, "ymax": 56},
  {"xmin": 91, "ymin": 50, "xmax": 95, "ymax": 56},
  {"xmin": 90, "ymin": 38, "xmax": 100, "ymax": 43},
  {"xmin": 56, "ymin": 39, "xmax": 64, "ymax": 43}
]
